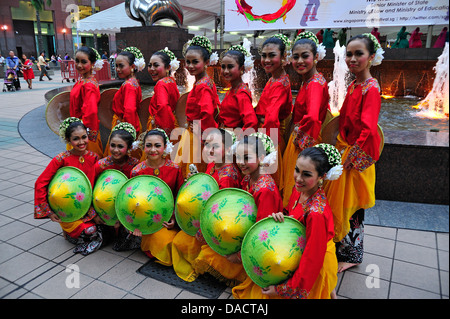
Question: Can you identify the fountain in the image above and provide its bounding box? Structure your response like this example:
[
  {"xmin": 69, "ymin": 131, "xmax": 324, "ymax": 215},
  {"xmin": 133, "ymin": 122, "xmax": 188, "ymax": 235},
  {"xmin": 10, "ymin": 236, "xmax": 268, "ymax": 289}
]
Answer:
[
  {"xmin": 415, "ymin": 42, "xmax": 449, "ymax": 118},
  {"xmin": 327, "ymin": 42, "xmax": 350, "ymax": 115}
]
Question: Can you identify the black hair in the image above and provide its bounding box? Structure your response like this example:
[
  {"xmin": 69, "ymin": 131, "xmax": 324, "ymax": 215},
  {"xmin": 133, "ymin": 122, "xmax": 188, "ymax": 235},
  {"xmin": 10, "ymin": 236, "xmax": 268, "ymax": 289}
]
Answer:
[
  {"xmin": 118, "ymin": 50, "xmax": 136, "ymax": 68},
  {"xmin": 206, "ymin": 128, "xmax": 234, "ymax": 148},
  {"xmin": 347, "ymin": 35, "xmax": 376, "ymax": 55},
  {"xmin": 65, "ymin": 121, "xmax": 87, "ymax": 141},
  {"xmin": 223, "ymin": 50, "xmax": 245, "ymax": 68},
  {"xmin": 238, "ymin": 135, "xmax": 267, "ymax": 158},
  {"xmin": 144, "ymin": 130, "xmax": 167, "ymax": 146},
  {"xmin": 76, "ymin": 46, "xmax": 97, "ymax": 64},
  {"xmin": 152, "ymin": 51, "xmax": 171, "ymax": 69},
  {"xmin": 298, "ymin": 147, "xmax": 331, "ymax": 177},
  {"xmin": 292, "ymin": 38, "xmax": 318, "ymax": 56},
  {"xmin": 110, "ymin": 129, "xmax": 134, "ymax": 149},
  {"xmin": 262, "ymin": 37, "xmax": 286, "ymax": 56},
  {"xmin": 186, "ymin": 45, "xmax": 210, "ymax": 62}
]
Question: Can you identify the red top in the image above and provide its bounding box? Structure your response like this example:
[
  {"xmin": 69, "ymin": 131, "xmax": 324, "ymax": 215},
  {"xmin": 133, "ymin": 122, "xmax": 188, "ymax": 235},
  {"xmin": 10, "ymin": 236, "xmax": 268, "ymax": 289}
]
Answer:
[
  {"xmin": 275, "ymin": 187, "xmax": 335, "ymax": 299},
  {"xmin": 94, "ymin": 155, "xmax": 140, "ymax": 179},
  {"xmin": 241, "ymin": 174, "xmax": 283, "ymax": 221},
  {"xmin": 339, "ymin": 77, "xmax": 381, "ymax": 171},
  {"xmin": 130, "ymin": 159, "xmax": 184, "ymax": 197},
  {"xmin": 185, "ymin": 76, "xmax": 220, "ymax": 132},
  {"xmin": 255, "ymin": 74, "xmax": 293, "ymax": 140},
  {"xmin": 149, "ymin": 77, "xmax": 180, "ymax": 134},
  {"xmin": 112, "ymin": 78, "xmax": 142, "ymax": 133},
  {"xmin": 218, "ymin": 82, "xmax": 258, "ymax": 132},
  {"xmin": 34, "ymin": 150, "xmax": 99, "ymax": 219},
  {"xmin": 70, "ymin": 77, "xmax": 101, "ymax": 139},
  {"xmin": 205, "ymin": 162, "xmax": 242, "ymax": 189},
  {"xmin": 293, "ymin": 73, "xmax": 330, "ymax": 150},
  {"xmin": 22, "ymin": 59, "xmax": 35, "ymax": 80}
]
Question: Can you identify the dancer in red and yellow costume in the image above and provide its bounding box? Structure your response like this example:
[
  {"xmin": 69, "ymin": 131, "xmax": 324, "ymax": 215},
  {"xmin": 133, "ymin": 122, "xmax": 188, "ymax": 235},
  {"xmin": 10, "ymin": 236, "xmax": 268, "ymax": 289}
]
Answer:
[
  {"xmin": 69, "ymin": 47, "xmax": 103, "ymax": 157},
  {"xmin": 104, "ymin": 47, "xmax": 145, "ymax": 159},
  {"xmin": 35, "ymin": 117, "xmax": 103, "ymax": 255},
  {"xmin": 323, "ymin": 33, "xmax": 384, "ymax": 272},
  {"xmin": 233, "ymin": 144, "xmax": 341, "ymax": 299},
  {"xmin": 174, "ymin": 36, "xmax": 220, "ymax": 178},
  {"xmin": 131, "ymin": 129, "xmax": 183, "ymax": 266},
  {"xmin": 281, "ymin": 31, "xmax": 330, "ymax": 207}
]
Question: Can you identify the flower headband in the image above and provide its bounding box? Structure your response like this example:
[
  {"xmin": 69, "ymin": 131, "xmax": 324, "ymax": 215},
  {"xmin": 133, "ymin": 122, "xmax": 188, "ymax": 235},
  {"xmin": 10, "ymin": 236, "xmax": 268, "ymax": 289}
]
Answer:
[
  {"xmin": 123, "ymin": 46, "xmax": 146, "ymax": 72},
  {"xmin": 59, "ymin": 117, "xmax": 83, "ymax": 141},
  {"xmin": 313, "ymin": 143, "xmax": 343, "ymax": 180},
  {"xmin": 249, "ymin": 132, "xmax": 277, "ymax": 166},
  {"xmin": 112, "ymin": 122, "xmax": 140, "ymax": 150},
  {"xmin": 294, "ymin": 31, "xmax": 326, "ymax": 61},
  {"xmin": 183, "ymin": 35, "xmax": 219, "ymax": 65},
  {"xmin": 362, "ymin": 33, "xmax": 384, "ymax": 66},
  {"xmin": 90, "ymin": 47, "xmax": 104, "ymax": 71},
  {"xmin": 158, "ymin": 47, "xmax": 180, "ymax": 72},
  {"xmin": 271, "ymin": 33, "xmax": 292, "ymax": 52},
  {"xmin": 138, "ymin": 129, "xmax": 174, "ymax": 155},
  {"xmin": 224, "ymin": 38, "xmax": 254, "ymax": 72}
]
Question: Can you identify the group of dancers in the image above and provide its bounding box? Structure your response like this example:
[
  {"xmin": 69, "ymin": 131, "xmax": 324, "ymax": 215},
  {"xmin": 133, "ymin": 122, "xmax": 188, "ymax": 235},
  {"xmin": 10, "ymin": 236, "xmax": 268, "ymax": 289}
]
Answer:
[{"xmin": 34, "ymin": 30, "xmax": 383, "ymax": 299}]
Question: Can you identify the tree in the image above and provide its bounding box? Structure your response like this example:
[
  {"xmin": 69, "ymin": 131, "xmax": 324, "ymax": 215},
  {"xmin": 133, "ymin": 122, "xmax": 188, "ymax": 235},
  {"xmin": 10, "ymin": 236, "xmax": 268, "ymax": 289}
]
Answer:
[{"xmin": 31, "ymin": 0, "xmax": 52, "ymax": 55}]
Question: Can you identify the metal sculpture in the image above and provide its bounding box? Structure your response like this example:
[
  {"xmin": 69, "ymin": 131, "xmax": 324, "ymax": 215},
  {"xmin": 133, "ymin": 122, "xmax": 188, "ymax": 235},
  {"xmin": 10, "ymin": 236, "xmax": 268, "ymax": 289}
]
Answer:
[{"xmin": 125, "ymin": 0, "xmax": 184, "ymax": 27}]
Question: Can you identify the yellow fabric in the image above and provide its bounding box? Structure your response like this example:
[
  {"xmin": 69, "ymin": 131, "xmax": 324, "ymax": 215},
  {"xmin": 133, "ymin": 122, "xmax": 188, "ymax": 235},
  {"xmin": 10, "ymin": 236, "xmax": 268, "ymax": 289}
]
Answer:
[
  {"xmin": 141, "ymin": 228, "xmax": 178, "ymax": 266},
  {"xmin": 66, "ymin": 134, "xmax": 103, "ymax": 159},
  {"xmin": 171, "ymin": 231, "xmax": 202, "ymax": 282},
  {"xmin": 192, "ymin": 245, "xmax": 247, "ymax": 287},
  {"xmin": 60, "ymin": 220, "xmax": 83, "ymax": 234},
  {"xmin": 173, "ymin": 128, "xmax": 206, "ymax": 179},
  {"xmin": 232, "ymin": 239, "xmax": 337, "ymax": 299},
  {"xmin": 104, "ymin": 114, "xmax": 142, "ymax": 159},
  {"xmin": 281, "ymin": 132, "xmax": 323, "ymax": 207},
  {"xmin": 323, "ymin": 134, "xmax": 376, "ymax": 242}
]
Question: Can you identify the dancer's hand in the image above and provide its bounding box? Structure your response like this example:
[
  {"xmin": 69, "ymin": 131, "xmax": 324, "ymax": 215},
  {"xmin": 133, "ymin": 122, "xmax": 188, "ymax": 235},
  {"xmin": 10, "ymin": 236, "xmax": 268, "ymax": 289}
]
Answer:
[{"xmin": 271, "ymin": 212, "xmax": 285, "ymax": 223}]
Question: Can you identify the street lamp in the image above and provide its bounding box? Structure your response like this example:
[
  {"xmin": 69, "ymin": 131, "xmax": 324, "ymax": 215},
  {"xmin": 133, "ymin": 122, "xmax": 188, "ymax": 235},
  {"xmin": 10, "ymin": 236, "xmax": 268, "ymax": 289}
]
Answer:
[
  {"xmin": 62, "ymin": 28, "xmax": 67, "ymax": 53},
  {"xmin": 1, "ymin": 25, "xmax": 7, "ymax": 51}
]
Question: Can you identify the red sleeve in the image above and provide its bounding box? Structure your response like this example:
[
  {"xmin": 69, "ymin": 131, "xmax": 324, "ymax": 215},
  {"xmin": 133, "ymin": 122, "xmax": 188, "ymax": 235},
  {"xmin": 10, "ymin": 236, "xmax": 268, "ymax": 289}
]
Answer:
[
  {"xmin": 152, "ymin": 83, "xmax": 176, "ymax": 131},
  {"xmin": 81, "ymin": 83, "xmax": 100, "ymax": 133},
  {"xmin": 261, "ymin": 83, "xmax": 292, "ymax": 140},
  {"xmin": 254, "ymin": 188, "xmax": 283, "ymax": 221},
  {"xmin": 197, "ymin": 84, "xmax": 219, "ymax": 132},
  {"xmin": 34, "ymin": 156, "xmax": 64, "ymax": 218},
  {"xmin": 295, "ymin": 82, "xmax": 327, "ymax": 149},
  {"xmin": 236, "ymin": 90, "xmax": 258, "ymax": 132},
  {"xmin": 275, "ymin": 211, "xmax": 328, "ymax": 299},
  {"xmin": 122, "ymin": 84, "xmax": 141, "ymax": 132},
  {"xmin": 348, "ymin": 86, "xmax": 381, "ymax": 170},
  {"xmin": 218, "ymin": 176, "xmax": 240, "ymax": 189}
]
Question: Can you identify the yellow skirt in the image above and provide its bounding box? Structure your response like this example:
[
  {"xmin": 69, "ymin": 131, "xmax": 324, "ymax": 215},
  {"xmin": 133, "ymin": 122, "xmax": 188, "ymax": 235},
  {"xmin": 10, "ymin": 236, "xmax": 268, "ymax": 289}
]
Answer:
[
  {"xmin": 323, "ymin": 134, "xmax": 376, "ymax": 242},
  {"xmin": 173, "ymin": 128, "xmax": 206, "ymax": 179},
  {"xmin": 192, "ymin": 245, "xmax": 247, "ymax": 287},
  {"xmin": 141, "ymin": 227, "xmax": 178, "ymax": 266},
  {"xmin": 60, "ymin": 220, "xmax": 83, "ymax": 234},
  {"xmin": 66, "ymin": 133, "xmax": 103, "ymax": 158},
  {"xmin": 280, "ymin": 132, "xmax": 323, "ymax": 207},
  {"xmin": 104, "ymin": 114, "xmax": 142, "ymax": 160},
  {"xmin": 232, "ymin": 239, "xmax": 337, "ymax": 299},
  {"xmin": 171, "ymin": 230, "xmax": 203, "ymax": 282}
]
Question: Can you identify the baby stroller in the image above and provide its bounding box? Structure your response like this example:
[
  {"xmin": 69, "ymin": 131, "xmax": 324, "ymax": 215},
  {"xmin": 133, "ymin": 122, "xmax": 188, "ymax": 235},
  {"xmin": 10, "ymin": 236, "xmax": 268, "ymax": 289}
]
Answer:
[{"xmin": 3, "ymin": 69, "xmax": 21, "ymax": 92}]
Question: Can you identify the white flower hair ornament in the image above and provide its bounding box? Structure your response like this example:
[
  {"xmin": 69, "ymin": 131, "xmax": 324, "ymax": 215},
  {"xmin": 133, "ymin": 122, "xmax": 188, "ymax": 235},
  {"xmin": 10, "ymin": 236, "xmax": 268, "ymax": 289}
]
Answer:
[
  {"xmin": 209, "ymin": 51, "xmax": 219, "ymax": 66},
  {"xmin": 112, "ymin": 122, "xmax": 140, "ymax": 151},
  {"xmin": 313, "ymin": 143, "xmax": 343, "ymax": 181},
  {"xmin": 250, "ymin": 132, "xmax": 277, "ymax": 167},
  {"xmin": 226, "ymin": 39, "xmax": 254, "ymax": 72},
  {"xmin": 159, "ymin": 47, "xmax": 180, "ymax": 73},
  {"xmin": 153, "ymin": 128, "xmax": 174, "ymax": 155},
  {"xmin": 184, "ymin": 35, "xmax": 218, "ymax": 66},
  {"xmin": 90, "ymin": 47, "xmax": 104, "ymax": 71},
  {"xmin": 59, "ymin": 117, "xmax": 83, "ymax": 142},
  {"xmin": 123, "ymin": 46, "xmax": 146, "ymax": 72},
  {"xmin": 363, "ymin": 33, "xmax": 384, "ymax": 66},
  {"xmin": 294, "ymin": 31, "xmax": 326, "ymax": 61}
]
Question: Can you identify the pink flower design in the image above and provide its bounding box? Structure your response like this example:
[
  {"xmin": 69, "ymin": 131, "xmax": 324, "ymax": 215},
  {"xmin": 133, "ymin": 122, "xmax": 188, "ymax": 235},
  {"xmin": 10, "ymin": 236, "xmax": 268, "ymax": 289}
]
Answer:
[
  {"xmin": 192, "ymin": 219, "xmax": 200, "ymax": 229},
  {"xmin": 185, "ymin": 182, "xmax": 191, "ymax": 188},
  {"xmin": 242, "ymin": 203, "xmax": 253, "ymax": 216},
  {"xmin": 103, "ymin": 214, "xmax": 111, "ymax": 220},
  {"xmin": 126, "ymin": 186, "xmax": 132, "ymax": 195},
  {"xmin": 211, "ymin": 236, "xmax": 220, "ymax": 246},
  {"xmin": 154, "ymin": 186, "xmax": 163, "ymax": 195},
  {"xmin": 253, "ymin": 266, "xmax": 263, "ymax": 276},
  {"xmin": 57, "ymin": 211, "xmax": 66, "ymax": 217},
  {"xmin": 201, "ymin": 191, "xmax": 211, "ymax": 201},
  {"xmin": 126, "ymin": 215, "xmax": 134, "ymax": 223},
  {"xmin": 211, "ymin": 203, "xmax": 219, "ymax": 215},
  {"xmin": 297, "ymin": 235, "xmax": 306, "ymax": 248},
  {"xmin": 258, "ymin": 230, "xmax": 269, "ymax": 242},
  {"xmin": 75, "ymin": 192, "xmax": 85, "ymax": 202},
  {"xmin": 62, "ymin": 173, "xmax": 70, "ymax": 180},
  {"xmin": 153, "ymin": 214, "xmax": 162, "ymax": 223},
  {"xmin": 105, "ymin": 176, "xmax": 112, "ymax": 183}
]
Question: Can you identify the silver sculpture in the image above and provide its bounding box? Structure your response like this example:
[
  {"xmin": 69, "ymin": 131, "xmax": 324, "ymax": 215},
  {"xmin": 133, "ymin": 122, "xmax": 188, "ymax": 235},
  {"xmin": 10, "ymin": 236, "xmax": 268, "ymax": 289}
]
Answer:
[{"xmin": 125, "ymin": 0, "xmax": 184, "ymax": 27}]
